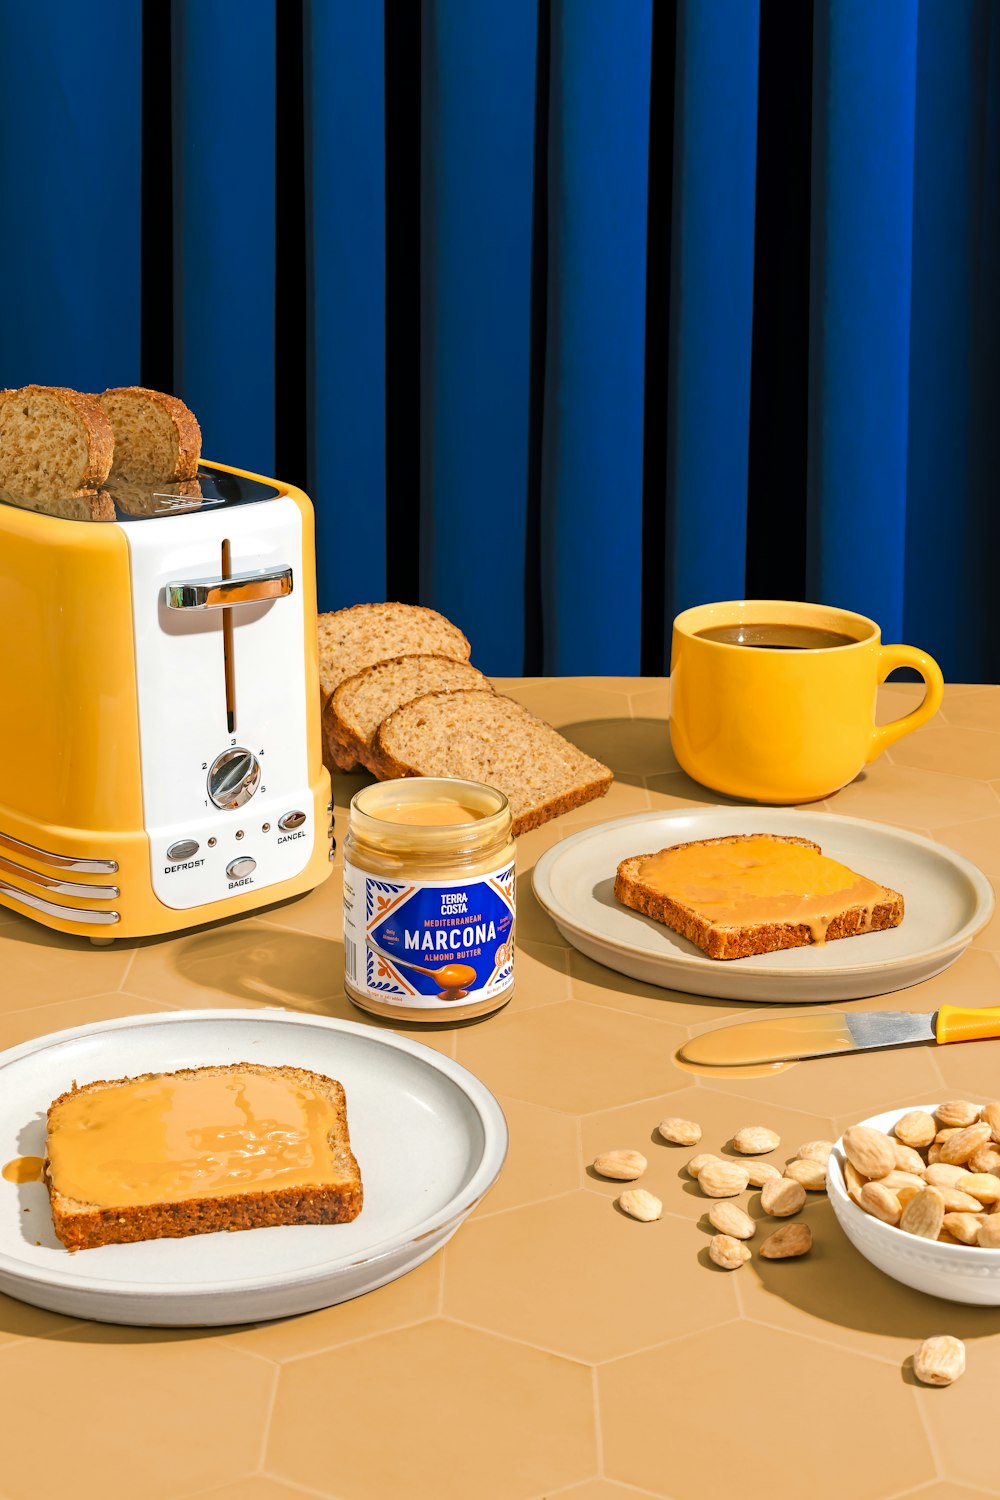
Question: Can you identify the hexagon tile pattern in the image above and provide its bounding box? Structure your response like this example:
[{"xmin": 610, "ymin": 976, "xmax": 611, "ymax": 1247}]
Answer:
[{"xmin": 0, "ymin": 679, "xmax": 999, "ymax": 1498}]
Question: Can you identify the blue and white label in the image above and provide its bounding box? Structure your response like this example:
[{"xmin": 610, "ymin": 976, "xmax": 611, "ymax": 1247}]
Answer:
[{"xmin": 343, "ymin": 858, "xmax": 515, "ymax": 1010}]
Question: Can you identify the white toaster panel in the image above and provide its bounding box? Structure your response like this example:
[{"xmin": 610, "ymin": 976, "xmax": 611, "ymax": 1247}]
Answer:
[{"xmin": 125, "ymin": 498, "xmax": 316, "ymax": 910}]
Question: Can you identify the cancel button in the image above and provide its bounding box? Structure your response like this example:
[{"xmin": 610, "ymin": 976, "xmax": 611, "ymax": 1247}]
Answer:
[{"xmin": 226, "ymin": 856, "xmax": 257, "ymax": 880}]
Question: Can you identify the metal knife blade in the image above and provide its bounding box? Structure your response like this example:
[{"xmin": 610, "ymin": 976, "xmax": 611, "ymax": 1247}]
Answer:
[{"xmin": 679, "ymin": 1011, "xmax": 937, "ymax": 1068}]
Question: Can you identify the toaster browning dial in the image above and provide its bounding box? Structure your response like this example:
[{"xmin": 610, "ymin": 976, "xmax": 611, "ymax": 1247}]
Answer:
[{"xmin": 207, "ymin": 748, "xmax": 261, "ymax": 810}]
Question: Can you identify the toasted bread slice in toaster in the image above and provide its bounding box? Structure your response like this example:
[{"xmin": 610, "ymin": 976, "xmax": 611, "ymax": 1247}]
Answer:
[
  {"xmin": 99, "ymin": 386, "xmax": 202, "ymax": 483},
  {"xmin": 0, "ymin": 386, "xmax": 114, "ymax": 501}
]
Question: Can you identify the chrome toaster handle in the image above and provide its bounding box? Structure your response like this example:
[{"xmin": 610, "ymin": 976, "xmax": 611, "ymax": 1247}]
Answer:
[{"xmin": 165, "ymin": 566, "xmax": 294, "ymax": 610}]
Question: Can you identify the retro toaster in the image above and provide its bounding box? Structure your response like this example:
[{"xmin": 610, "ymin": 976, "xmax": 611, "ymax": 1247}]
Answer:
[{"xmin": 0, "ymin": 462, "xmax": 333, "ymax": 939}]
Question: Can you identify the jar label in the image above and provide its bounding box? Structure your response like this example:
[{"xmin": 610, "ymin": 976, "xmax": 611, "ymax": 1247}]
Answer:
[{"xmin": 342, "ymin": 858, "xmax": 515, "ymax": 1010}]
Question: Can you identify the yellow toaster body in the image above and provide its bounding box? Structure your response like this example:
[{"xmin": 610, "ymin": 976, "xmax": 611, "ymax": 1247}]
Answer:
[{"xmin": 0, "ymin": 462, "xmax": 332, "ymax": 938}]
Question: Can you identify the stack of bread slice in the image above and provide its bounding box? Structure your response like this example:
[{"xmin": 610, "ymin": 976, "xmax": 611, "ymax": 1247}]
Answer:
[
  {"xmin": 0, "ymin": 383, "xmax": 201, "ymax": 519},
  {"xmin": 317, "ymin": 603, "xmax": 613, "ymax": 834}
]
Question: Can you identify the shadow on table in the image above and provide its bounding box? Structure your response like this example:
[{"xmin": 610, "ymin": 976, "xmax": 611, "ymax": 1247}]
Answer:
[{"xmin": 727, "ymin": 1196, "xmax": 1000, "ymax": 1345}]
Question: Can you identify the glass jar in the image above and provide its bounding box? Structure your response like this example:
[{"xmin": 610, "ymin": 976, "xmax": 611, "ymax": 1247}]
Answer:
[{"xmin": 342, "ymin": 777, "xmax": 515, "ymax": 1022}]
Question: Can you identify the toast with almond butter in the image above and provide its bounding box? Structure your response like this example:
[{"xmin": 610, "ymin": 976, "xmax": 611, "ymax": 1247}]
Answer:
[
  {"xmin": 45, "ymin": 1062, "xmax": 362, "ymax": 1250},
  {"xmin": 614, "ymin": 833, "xmax": 903, "ymax": 960}
]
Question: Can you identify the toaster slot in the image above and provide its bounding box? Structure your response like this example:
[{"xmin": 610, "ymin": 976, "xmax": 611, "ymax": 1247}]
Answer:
[{"xmin": 221, "ymin": 538, "xmax": 237, "ymax": 733}]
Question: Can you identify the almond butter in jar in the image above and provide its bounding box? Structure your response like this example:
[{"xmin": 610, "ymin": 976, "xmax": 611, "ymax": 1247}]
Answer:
[{"xmin": 342, "ymin": 777, "xmax": 515, "ymax": 1022}]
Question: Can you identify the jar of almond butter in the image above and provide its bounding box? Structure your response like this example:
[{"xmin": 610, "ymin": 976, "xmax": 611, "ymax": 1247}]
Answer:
[{"xmin": 342, "ymin": 777, "xmax": 515, "ymax": 1022}]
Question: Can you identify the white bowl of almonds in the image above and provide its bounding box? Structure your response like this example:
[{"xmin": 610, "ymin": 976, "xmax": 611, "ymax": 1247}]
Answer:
[{"xmin": 828, "ymin": 1100, "xmax": 1000, "ymax": 1304}]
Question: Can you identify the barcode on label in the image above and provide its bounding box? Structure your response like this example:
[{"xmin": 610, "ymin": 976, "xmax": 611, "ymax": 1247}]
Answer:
[{"xmin": 344, "ymin": 935, "xmax": 356, "ymax": 982}]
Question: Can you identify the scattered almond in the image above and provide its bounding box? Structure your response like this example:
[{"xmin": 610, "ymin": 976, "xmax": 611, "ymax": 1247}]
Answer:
[
  {"xmin": 843, "ymin": 1125, "xmax": 895, "ymax": 1180},
  {"xmin": 593, "ymin": 1149, "xmax": 647, "ymax": 1181},
  {"xmin": 795, "ymin": 1140, "xmax": 834, "ymax": 1165},
  {"xmin": 761, "ymin": 1177, "xmax": 807, "ymax": 1217},
  {"xmin": 707, "ymin": 1201, "xmax": 755, "ymax": 1240},
  {"xmin": 618, "ymin": 1189, "xmax": 662, "ymax": 1222},
  {"xmin": 658, "ymin": 1117, "xmax": 702, "ymax": 1147},
  {"xmin": 900, "ymin": 1187, "xmax": 946, "ymax": 1240},
  {"xmin": 687, "ymin": 1153, "xmax": 722, "ymax": 1180},
  {"xmin": 743, "ymin": 1160, "xmax": 783, "ymax": 1188},
  {"xmin": 759, "ymin": 1223, "xmax": 812, "ymax": 1259},
  {"xmin": 894, "ymin": 1110, "xmax": 937, "ymax": 1149},
  {"xmin": 709, "ymin": 1233, "xmax": 751, "ymax": 1270},
  {"xmin": 732, "ymin": 1126, "xmax": 781, "ymax": 1156},
  {"xmin": 699, "ymin": 1160, "xmax": 750, "ymax": 1198},
  {"xmin": 913, "ymin": 1335, "xmax": 965, "ymax": 1386},
  {"xmin": 784, "ymin": 1158, "xmax": 827, "ymax": 1192}
]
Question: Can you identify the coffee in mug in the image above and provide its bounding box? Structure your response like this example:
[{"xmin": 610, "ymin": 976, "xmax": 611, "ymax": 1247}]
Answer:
[{"xmin": 670, "ymin": 600, "xmax": 944, "ymax": 803}]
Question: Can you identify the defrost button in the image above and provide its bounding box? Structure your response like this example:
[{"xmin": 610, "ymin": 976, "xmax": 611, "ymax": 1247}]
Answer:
[
  {"xmin": 226, "ymin": 856, "xmax": 257, "ymax": 880},
  {"xmin": 167, "ymin": 839, "xmax": 200, "ymax": 862}
]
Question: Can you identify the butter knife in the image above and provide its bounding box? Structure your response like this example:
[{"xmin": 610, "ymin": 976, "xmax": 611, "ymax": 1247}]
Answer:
[{"xmin": 679, "ymin": 1006, "xmax": 1000, "ymax": 1068}]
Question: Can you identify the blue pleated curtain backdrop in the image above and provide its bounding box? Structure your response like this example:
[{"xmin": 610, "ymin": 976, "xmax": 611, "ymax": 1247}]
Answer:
[{"xmin": 1, "ymin": 0, "xmax": 998, "ymax": 681}]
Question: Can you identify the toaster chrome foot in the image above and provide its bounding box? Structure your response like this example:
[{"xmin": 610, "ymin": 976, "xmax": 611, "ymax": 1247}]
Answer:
[{"xmin": 89, "ymin": 935, "xmax": 116, "ymax": 947}]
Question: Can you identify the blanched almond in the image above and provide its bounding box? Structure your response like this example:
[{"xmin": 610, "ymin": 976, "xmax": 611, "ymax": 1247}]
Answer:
[
  {"xmin": 943, "ymin": 1212, "xmax": 983, "ymax": 1246},
  {"xmin": 593, "ymin": 1149, "xmax": 647, "ymax": 1181},
  {"xmin": 687, "ymin": 1153, "xmax": 722, "ymax": 1180},
  {"xmin": 892, "ymin": 1142, "xmax": 928, "ymax": 1176},
  {"xmin": 913, "ymin": 1335, "xmax": 965, "ymax": 1386},
  {"xmin": 699, "ymin": 1160, "xmax": 750, "ymax": 1198},
  {"xmin": 759, "ymin": 1223, "xmax": 812, "ymax": 1259},
  {"xmin": 935, "ymin": 1100, "xmax": 982, "ymax": 1129},
  {"xmin": 795, "ymin": 1140, "xmax": 834, "ymax": 1165},
  {"xmin": 709, "ymin": 1233, "xmax": 751, "ymax": 1270},
  {"xmin": 967, "ymin": 1143, "xmax": 1000, "ymax": 1176},
  {"xmin": 981, "ymin": 1101, "xmax": 1000, "ymax": 1143},
  {"xmin": 732, "ymin": 1125, "xmax": 780, "ymax": 1155},
  {"xmin": 956, "ymin": 1172, "xmax": 1000, "ymax": 1205},
  {"xmin": 843, "ymin": 1125, "xmax": 895, "ymax": 1180},
  {"xmin": 976, "ymin": 1217, "xmax": 1000, "ymax": 1248},
  {"xmin": 658, "ymin": 1117, "xmax": 702, "ymax": 1146},
  {"xmin": 924, "ymin": 1163, "xmax": 969, "ymax": 1188},
  {"xmin": 844, "ymin": 1160, "xmax": 868, "ymax": 1206},
  {"xmin": 936, "ymin": 1187, "xmax": 986, "ymax": 1214},
  {"xmin": 707, "ymin": 1201, "xmax": 755, "ymax": 1240},
  {"xmin": 880, "ymin": 1170, "xmax": 927, "ymax": 1193},
  {"xmin": 860, "ymin": 1180, "xmax": 901, "ymax": 1225},
  {"xmin": 784, "ymin": 1158, "xmax": 827, "ymax": 1192},
  {"xmin": 894, "ymin": 1110, "xmax": 936, "ymax": 1149},
  {"xmin": 760, "ymin": 1177, "xmax": 806, "ymax": 1217},
  {"xmin": 939, "ymin": 1122, "xmax": 992, "ymax": 1165},
  {"xmin": 618, "ymin": 1189, "xmax": 662, "ymax": 1222},
  {"xmin": 744, "ymin": 1160, "xmax": 783, "ymax": 1188},
  {"xmin": 900, "ymin": 1186, "xmax": 946, "ymax": 1239}
]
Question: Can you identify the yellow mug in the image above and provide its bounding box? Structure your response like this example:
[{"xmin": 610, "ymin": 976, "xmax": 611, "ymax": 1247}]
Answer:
[{"xmin": 669, "ymin": 600, "xmax": 944, "ymax": 803}]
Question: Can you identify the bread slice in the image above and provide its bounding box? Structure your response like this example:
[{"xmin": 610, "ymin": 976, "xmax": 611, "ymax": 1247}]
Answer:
[
  {"xmin": 1, "ymin": 487, "xmax": 115, "ymax": 522},
  {"xmin": 329, "ymin": 654, "xmax": 494, "ymax": 773},
  {"xmin": 373, "ymin": 688, "xmax": 613, "ymax": 834},
  {"xmin": 99, "ymin": 386, "xmax": 202, "ymax": 482},
  {"xmin": 0, "ymin": 385, "xmax": 114, "ymax": 500},
  {"xmin": 45, "ymin": 1062, "xmax": 362, "ymax": 1251},
  {"xmin": 614, "ymin": 833, "xmax": 904, "ymax": 961},
  {"xmin": 317, "ymin": 603, "xmax": 472, "ymax": 771}
]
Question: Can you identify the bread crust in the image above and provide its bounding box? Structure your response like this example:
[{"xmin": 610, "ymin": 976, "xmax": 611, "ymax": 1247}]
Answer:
[
  {"xmin": 0, "ymin": 384, "xmax": 114, "ymax": 491},
  {"xmin": 329, "ymin": 654, "xmax": 494, "ymax": 774},
  {"xmin": 46, "ymin": 1062, "xmax": 362, "ymax": 1251},
  {"xmin": 100, "ymin": 386, "xmax": 202, "ymax": 480},
  {"xmin": 614, "ymin": 834, "xmax": 904, "ymax": 960}
]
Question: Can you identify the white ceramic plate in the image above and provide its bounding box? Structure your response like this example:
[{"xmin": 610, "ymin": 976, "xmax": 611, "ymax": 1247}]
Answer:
[
  {"xmin": 0, "ymin": 1009, "xmax": 507, "ymax": 1327},
  {"xmin": 531, "ymin": 808, "xmax": 994, "ymax": 1002}
]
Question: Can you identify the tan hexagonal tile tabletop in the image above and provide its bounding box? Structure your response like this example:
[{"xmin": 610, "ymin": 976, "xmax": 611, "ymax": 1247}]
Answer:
[{"xmin": 1, "ymin": 677, "xmax": 999, "ymax": 1498}]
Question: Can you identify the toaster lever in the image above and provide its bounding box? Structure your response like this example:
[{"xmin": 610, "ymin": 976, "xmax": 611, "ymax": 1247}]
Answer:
[{"xmin": 165, "ymin": 566, "xmax": 293, "ymax": 610}]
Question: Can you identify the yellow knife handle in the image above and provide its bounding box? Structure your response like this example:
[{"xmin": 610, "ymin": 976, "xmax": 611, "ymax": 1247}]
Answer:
[{"xmin": 935, "ymin": 1005, "xmax": 1000, "ymax": 1045}]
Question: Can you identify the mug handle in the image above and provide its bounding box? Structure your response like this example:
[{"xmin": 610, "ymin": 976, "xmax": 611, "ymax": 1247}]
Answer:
[{"xmin": 865, "ymin": 645, "xmax": 945, "ymax": 762}]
